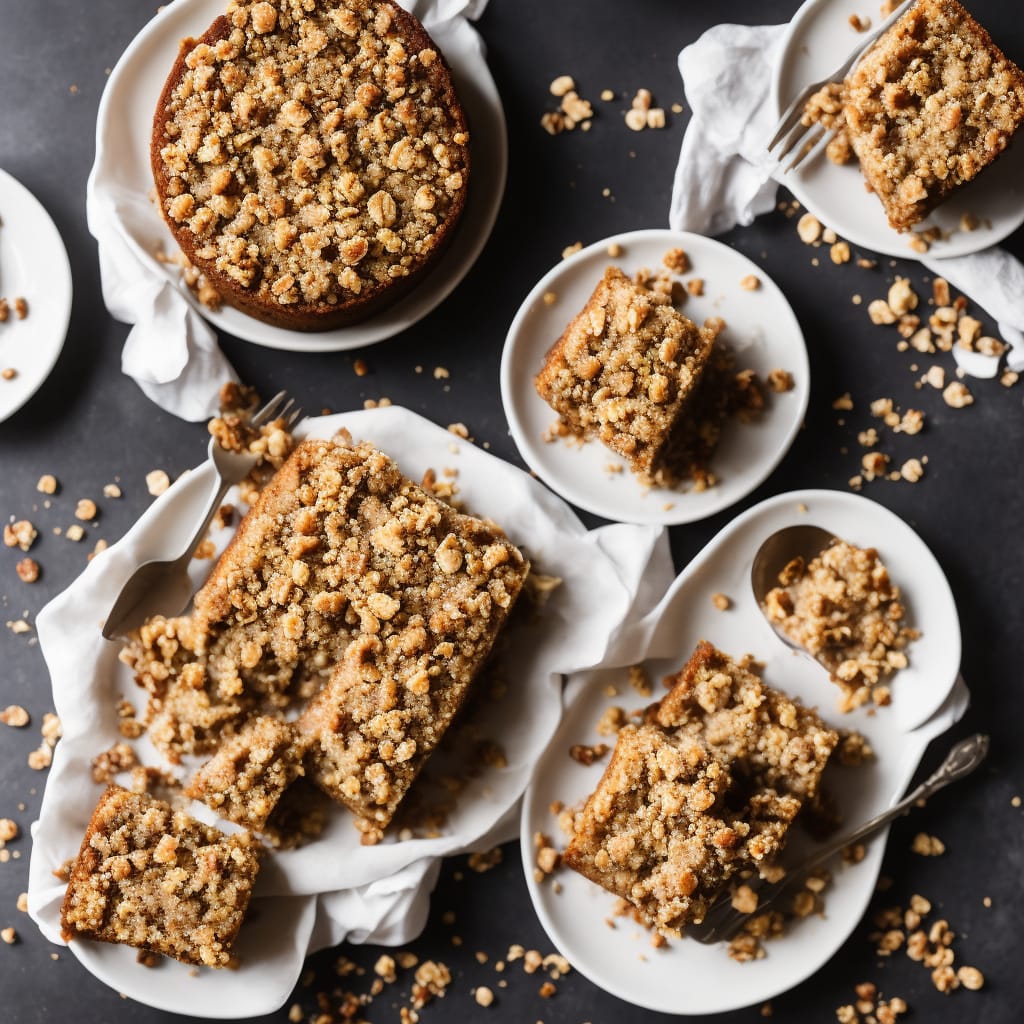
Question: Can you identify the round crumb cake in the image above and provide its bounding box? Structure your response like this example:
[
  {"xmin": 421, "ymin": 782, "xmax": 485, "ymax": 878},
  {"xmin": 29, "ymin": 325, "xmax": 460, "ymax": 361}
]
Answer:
[{"xmin": 151, "ymin": 0, "xmax": 471, "ymax": 330}]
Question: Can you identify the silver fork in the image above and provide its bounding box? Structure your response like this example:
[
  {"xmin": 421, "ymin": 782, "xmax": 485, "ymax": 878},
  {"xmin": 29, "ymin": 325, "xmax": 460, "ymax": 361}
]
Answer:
[
  {"xmin": 687, "ymin": 732, "xmax": 989, "ymax": 945},
  {"xmin": 101, "ymin": 390, "xmax": 303, "ymax": 640},
  {"xmin": 769, "ymin": 0, "xmax": 915, "ymax": 173}
]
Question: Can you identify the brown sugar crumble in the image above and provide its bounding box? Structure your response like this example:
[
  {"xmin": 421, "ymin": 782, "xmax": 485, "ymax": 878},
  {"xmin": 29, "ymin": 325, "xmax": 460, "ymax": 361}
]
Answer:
[
  {"xmin": 60, "ymin": 786, "xmax": 260, "ymax": 967},
  {"xmin": 153, "ymin": 0, "xmax": 470, "ymax": 330},
  {"xmin": 762, "ymin": 539, "xmax": 917, "ymax": 711},
  {"xmin": 563, "ymin": 642, "xmax": 836, "ymax": 937}
]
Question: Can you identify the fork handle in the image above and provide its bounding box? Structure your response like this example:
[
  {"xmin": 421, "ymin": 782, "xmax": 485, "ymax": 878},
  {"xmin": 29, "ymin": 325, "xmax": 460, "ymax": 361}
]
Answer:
[
  {"xmin": 790, "ymin": 732, "xmax": 989, "ymax": 880},
  {"xmin": 698, "ymin": 733, "xmax": 989, "ymax": 942},
  {"xmin": 172, "ymin": 472, "xmax": 234, "ymax": 569}
]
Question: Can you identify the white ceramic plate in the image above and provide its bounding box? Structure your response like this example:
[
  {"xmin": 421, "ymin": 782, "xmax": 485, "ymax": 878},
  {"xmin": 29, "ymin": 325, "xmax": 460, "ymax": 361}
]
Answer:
[
  {"xmin": 0, "ymin": 168, "xmax": 72, "ymax": 423},
  {"xmin": 500, "ymin": 229, "xmax": 809, "ymax": 526},
  {"xmin": 772, "ymin": 0, "xmax": 1024, "ymax": 259},
  {"xmin": 522, "ymin": 488, "xmax": 966, "ymax": 1015},
  {"xmin": 92, "ymin": 0, "xmax": 506, "ymax": 352}
]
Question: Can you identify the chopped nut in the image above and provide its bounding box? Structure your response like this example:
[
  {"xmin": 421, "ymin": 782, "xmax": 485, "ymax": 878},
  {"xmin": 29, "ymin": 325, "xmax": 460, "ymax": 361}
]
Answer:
[
  {"xmin": 146, "ymin": 469, "xmax": 171, "ymax": 496},
  {"xmin": 549, "ymin": 75, "xmax": 575, "ymax": 97},
  {"xmin": 797, "ymin": 213, "xmax": 822, "ymax": 244},
  {"xmin": 1, "ymin": 927, "xmax": 16, "ymax": 944},
  {"xmin": 15, "ymin": 558, "xmax": 39, "ymax": 583},
  {"xmin": 900, "ymin": 458, "xmax": 924, "ymax": 483},
  {"xmin": 36, "ymin": 475, "xmax": 58, "ymax": 495},
  {"xmin": 957, "ymin": 966, "xmax": 984, "ymax": 990},
  {"xmin": 75, "ymin": 498, "xmax": 98, "ymax": 521},
  {"xmin": 911, "ymin": 832, "xmax": 946, "ymax": 856},
  {"xmin": 3, "ymin": 520, "xmax": 37, "ymax": 552},
  {"xmin": 740, "ymin": 274, "xmax": 760, "ymax": 291},
  {"xmin": 711, "ymin": 592, "xmax": 731, "ymax": 611},
  {"xmin": 942, "ymin": 381, "xmax": 973, "ymax": 409},
  {"xmin": 868, "ymin": 299, "xmax": 897, "ymax": 325},
  {"xmin": 830, "ymin": 241, "xmax": 851, "ymax": 264},
  {"xmin": 474, "ymin": 986, "xmax": 495, "ymax": 1007},
  {"xmin": 0, "ymin": 706, "xmax": 29, "ymax": 728},
  {"xmin": 65, "ymin": 524, "xmax": 85, "ymax": 542}
]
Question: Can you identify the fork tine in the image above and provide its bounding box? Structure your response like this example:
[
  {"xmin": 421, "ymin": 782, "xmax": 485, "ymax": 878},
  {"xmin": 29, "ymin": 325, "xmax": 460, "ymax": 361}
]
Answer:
[
  {"xmin": 782, "ymin": 124, "xmax": 823, "ymax": 174},
  {"xmin": 772, "ymin": 116, "xmax": 816, "ymax": 163},
  {"xmin": 767, "ymin": 84, "xmax": 818, "ymax": 152},
  {"xmin": 250, "ymin": 390, "xmax": 289, "ymax": 428},
  {"xmin": 285, "ymin": 406, "xmax": 304, "ymax": 430},
  {"xmin": 785, "ymin": 124, "xmax": 829, "ymax": 173}
]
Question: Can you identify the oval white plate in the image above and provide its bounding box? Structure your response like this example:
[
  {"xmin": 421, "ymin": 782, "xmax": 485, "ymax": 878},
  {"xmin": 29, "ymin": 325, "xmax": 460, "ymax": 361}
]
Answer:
[
  {"xmin": 500, "ymin": 229, "xmax": 809, "ymax": 526},
  {"xmin": 0, "ymin": 168, "xmax": 72, "ymax": 423},
  {"xmin": 91, "ymin": 0, "xmax": 506, "ymax": 353},
  {"xmin": 772, "ymin": 0, "xmax": 1024, "ymax": 259},
  {"xmin": 522, "ymin": 488, "xmax": 966, "ymax": 1015}
]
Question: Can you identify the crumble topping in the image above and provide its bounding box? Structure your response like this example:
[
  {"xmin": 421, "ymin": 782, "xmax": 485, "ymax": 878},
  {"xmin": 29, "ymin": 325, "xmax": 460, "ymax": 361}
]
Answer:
[
  {"xmin": 154, "ymin": 0, "xmax": 469, "ymax": 315},
  {"xmin": 762, "ymin": 540, "xmax": 918, "ymax": 711}
]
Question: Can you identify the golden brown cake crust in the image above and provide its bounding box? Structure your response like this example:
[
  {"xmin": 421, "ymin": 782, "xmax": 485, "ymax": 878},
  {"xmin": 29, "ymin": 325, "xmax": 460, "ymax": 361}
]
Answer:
[
  {"xmin": 121, "ymin": 436, "xmax": 529, "ymax": 840},
  {"xmin": 535, "ymin": 266, "xmax": 716, "ymax": 484},
  {"xmin": 563, "ymin": 641, "xmax": 838, "ymax": 935},
  {"xmin": 60, "ymin": 786, "xmax": 260, "ymax": 967},
  {"xmin": 151, "ymin": 0, "xmax": 470, "ymax": 330},
  {"xmin": 844, "ymin": 0, "xmax": 1024, "ymax": 231}
]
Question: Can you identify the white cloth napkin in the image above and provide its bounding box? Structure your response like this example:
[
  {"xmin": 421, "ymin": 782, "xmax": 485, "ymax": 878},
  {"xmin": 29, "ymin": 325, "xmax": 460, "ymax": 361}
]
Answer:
[
  {"xmin": 27, "ymin": 406, "xmax": 672, "ymax": 1017},
  {"xmin": 670, "ymin": 22, "xmax": 1024, "ymax": 374},
  {"xmin": 87, "ymin": 0, "xmax": 490, "ymax": 422}
]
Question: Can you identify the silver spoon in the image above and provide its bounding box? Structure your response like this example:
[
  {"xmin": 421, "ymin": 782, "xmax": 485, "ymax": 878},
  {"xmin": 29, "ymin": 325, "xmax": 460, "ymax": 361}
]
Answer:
[{"xmin": 750, "ymin": 523, "xmax": 838, "ymax": 655}]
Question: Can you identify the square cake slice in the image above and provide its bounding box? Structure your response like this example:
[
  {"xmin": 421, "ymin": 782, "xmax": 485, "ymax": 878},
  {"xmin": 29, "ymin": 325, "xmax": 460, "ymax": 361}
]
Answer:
[
  {"xmin": 184, "ymin": 716, "xmax": 309, "ymax": 831},
  {"xmin": 60, "ymin": 786, "xmax": 260, "ymax": 967},
  {"xmin": 535, "ymin": 266, "xmax": 716, "ymax": 485},
  {"xmin": 654, "ymin": 640, "xmax": 838, "ymax": 804},
  {"xmin": 844, "ymin": 0, "xmax": 1024, "ymax": 230},
  {"xmin": 562, "ymin": 724, "xmax": 799, "ymax": 936}
]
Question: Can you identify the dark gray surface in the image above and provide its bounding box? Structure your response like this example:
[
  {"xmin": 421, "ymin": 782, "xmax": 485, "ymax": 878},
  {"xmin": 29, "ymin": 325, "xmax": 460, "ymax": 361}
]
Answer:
[{"xmin": 1, "ymin": 0, "xmax": 1023, "ymax": 1020}]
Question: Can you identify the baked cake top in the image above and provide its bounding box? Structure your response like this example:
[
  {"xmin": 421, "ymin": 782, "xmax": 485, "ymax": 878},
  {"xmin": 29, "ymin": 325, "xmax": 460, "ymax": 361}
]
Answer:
[
  {"xmin": 152, "ymin": 0, "xmax": 470, "ymax": 325},
  {"xmin": 535, "ymin": 266, "xmax": 716, "ymax": 478}
]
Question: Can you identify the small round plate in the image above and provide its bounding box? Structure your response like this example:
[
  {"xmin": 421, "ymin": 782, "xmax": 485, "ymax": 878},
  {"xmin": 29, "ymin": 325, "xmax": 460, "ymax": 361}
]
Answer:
[
  {"xmin": 772, "ymin": 0, "xmax": 1024, "ymax": 259},
  {"xmin": 500, "ymin": 229, "xmax": 809, "ymax": 526},
  {"xmin": 0, "ymin": 168, "xmax": 72, "ymax": 423},
  {"xmin": 522, "ymin": 488, "xmax": 965, "ymax": 1015},
  {"xmin": 91, "ymin": 0, "xmax": 506, "ymax": 353}
]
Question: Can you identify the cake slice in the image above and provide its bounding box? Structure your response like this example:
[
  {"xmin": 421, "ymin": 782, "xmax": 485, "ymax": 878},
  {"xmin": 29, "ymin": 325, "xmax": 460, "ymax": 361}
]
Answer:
[
  {"xmin": 184, "ymin": 716, "xmax": 309, "ymax": 831},
  {"xmin": 563, "ymin": 642, "xmax": 836, "ymax": 935},
  {"xmin": 535, "ymin": 266, "xmax": 716, "ymax": 486},
  {"xmin": 562, "ymin": 724, "xmax": 799, "ymax": 936},
  {"xmin": 844, "ymin": 0, "xmax": 1024, "ymax": 230},
  {"xmin": 654, "ymin": 640, "xmax": 838, "ymax": 804},
  {"xmin": 60, "ymin": 786, "xmax": 260, "ymax": 967}
]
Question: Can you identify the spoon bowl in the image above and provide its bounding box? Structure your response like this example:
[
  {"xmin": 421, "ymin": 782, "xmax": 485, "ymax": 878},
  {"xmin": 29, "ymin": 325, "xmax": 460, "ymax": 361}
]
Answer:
[{"xmin": 750, "ymin": 523, "xmax": 838, "ymax": 655}]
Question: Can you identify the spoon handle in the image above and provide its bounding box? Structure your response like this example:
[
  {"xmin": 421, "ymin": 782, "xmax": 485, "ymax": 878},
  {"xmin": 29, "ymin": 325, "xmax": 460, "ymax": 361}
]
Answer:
[{"xmin": 790, "ymin": 732, "xmax": 989, "ymax": 879}]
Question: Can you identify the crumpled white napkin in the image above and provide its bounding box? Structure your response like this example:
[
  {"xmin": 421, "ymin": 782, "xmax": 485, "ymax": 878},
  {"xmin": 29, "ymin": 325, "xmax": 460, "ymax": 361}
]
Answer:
[
  {"xmin": 670, "ymin": 22, "xmax": 1024, "ymax": 374},
  {"xmin": 87, "ymin": 0, "xmax": 491, "ymax": 422},
  {"xmin": 27, "ymin": 406, "xmax": 673, "ymax": 1017}
]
